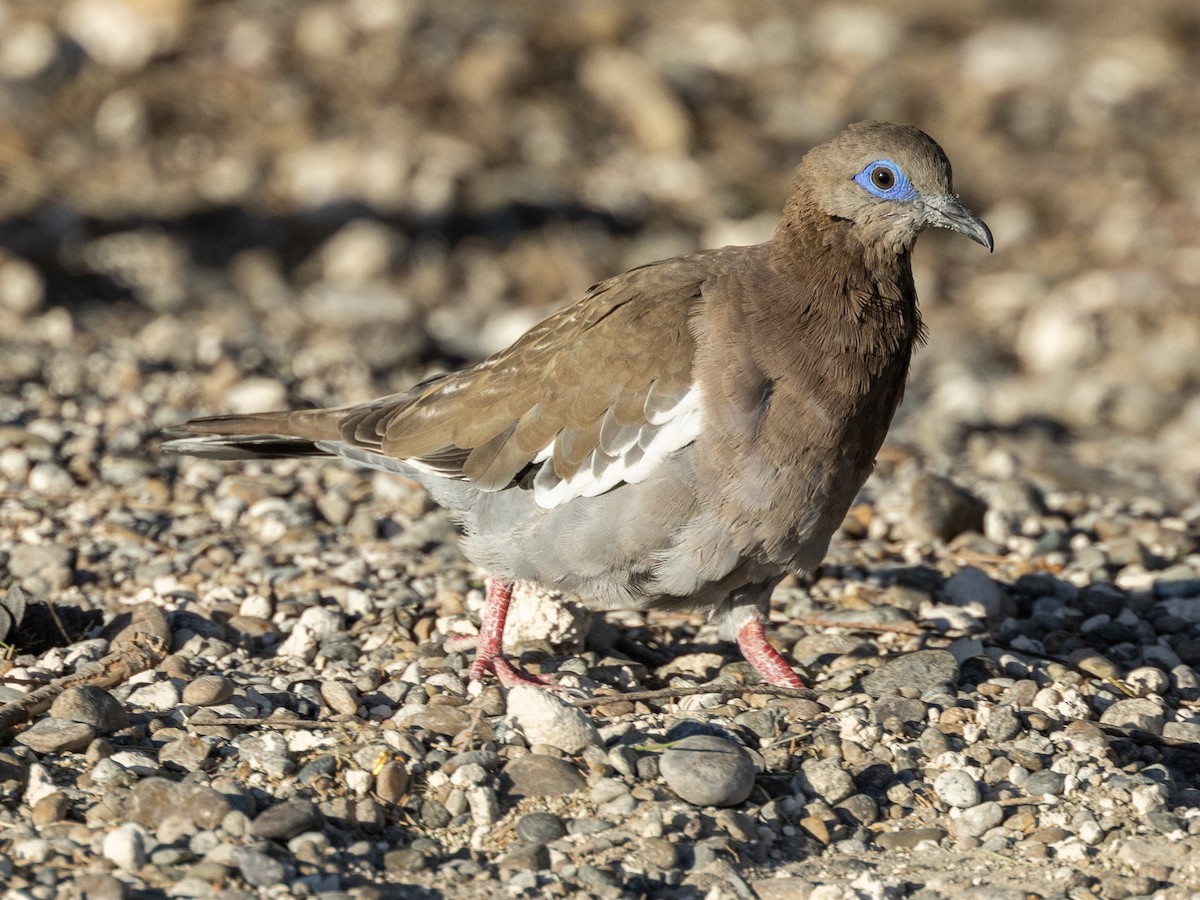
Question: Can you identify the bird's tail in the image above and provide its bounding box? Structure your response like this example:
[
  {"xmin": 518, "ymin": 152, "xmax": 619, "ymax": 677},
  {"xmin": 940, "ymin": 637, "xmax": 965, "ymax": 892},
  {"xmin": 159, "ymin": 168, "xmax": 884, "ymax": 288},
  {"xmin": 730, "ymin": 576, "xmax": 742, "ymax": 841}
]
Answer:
[{"xmin": 160, "ymin": 409, "xmax": 341, "ymax": 460}]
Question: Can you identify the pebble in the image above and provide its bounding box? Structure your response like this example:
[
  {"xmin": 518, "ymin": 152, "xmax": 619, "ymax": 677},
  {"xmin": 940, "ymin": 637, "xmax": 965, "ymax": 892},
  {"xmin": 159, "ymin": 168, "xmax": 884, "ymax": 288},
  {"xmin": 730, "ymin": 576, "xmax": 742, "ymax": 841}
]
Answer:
[
  {"xmin": 102, "ymin": 822, "xmax": 149, "ymax": 872},
  {"xmin": 659, "ymin": 735, "xmax": 757, "ymax": 807},
  {"xmin": 251, "ymin": 799, "xmax": 321, "ymax": 841},
  {"xmin": 181, "ymin": 675, "xmax": 235, "ymax": 707},
  {"xmin": 860, "ymin": 650, "xmax": 960, "ymax": 698},
  {"xmin": 49, "ymin": 685, "xmax": 129, "ymax": 733},
  {"xmin": 1099, "ymin": 698, "xmax": 1168, "ymax": 734},
  {"xmin": 504, "ymin": 685, "xmax": 602, "ymax": 754},
  {"xmin": 15, "ymin": 717, "xmax": 97, "ymax": 754},
  {"xmin": 953, "ymin": 801, "xmax": 1004, "ymax": 839},
  {"xmin": 934, "ymin": 769, "xmax": 982, "ymax": 808},
  {"xmin": 517, "ymin": 811, "xmax": 568, "ymax": 844},
  {"xmin": 503, "ymin": 754, "xmax": 587, "ymax": 798},
  {"xmin": 796, "ymin": 759, "xmax": 856, "ymax": 806}
]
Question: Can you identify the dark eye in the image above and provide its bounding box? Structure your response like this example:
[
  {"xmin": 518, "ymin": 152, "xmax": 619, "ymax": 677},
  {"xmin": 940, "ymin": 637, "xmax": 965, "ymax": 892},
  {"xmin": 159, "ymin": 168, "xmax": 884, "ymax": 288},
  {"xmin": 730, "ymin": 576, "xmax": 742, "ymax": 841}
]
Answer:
[{"xmin": 871, "ymin": 166, "xmax": 894, "ymax": 190}]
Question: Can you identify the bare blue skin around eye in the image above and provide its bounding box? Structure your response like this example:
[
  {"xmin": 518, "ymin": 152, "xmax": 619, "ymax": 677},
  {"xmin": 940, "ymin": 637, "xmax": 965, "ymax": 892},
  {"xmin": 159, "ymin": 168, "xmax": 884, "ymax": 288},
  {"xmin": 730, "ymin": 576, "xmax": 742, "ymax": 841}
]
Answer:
[{"xmin": 853, "ymin": 159, "xmax": 917, "ymax": 202}]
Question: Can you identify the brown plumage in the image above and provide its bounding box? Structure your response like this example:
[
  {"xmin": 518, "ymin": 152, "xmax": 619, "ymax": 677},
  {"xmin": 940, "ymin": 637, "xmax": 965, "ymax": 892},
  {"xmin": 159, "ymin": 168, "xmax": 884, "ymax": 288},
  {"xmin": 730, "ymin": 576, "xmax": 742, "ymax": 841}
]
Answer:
[{"xmin": 163, "ymin": 121, "xmax": 992, "ymax": 688}]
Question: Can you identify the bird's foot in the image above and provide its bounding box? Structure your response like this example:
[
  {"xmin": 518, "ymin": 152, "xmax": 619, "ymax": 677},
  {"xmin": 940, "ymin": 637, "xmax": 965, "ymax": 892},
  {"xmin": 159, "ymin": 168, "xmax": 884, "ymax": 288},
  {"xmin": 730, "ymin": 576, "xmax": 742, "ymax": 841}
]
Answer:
[
  {"xmin": 737, "ymin": 618, "xmax": 805, "ymax": 689},
  {"xmin": 469, "ymin": 654, "xmax": 555, "ymax": 689}
]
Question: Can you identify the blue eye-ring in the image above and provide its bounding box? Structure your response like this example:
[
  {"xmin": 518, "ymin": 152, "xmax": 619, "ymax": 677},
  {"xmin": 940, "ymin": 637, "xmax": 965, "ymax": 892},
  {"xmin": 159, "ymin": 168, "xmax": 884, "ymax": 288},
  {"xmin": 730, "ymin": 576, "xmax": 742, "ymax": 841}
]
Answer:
[{"xmin": 853, "ymin": 159, "xmax": 916, "ymax": 202}]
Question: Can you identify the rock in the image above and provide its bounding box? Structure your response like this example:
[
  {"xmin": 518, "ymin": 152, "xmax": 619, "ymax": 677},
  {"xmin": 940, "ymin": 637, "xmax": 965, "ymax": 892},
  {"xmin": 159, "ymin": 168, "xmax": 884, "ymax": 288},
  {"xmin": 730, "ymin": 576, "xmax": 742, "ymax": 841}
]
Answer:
[
  {"xmin": 907, "ymin": 473, "xmax": 987, "ymax": 543},
  {"xmin": 874, "ymin": 828, "xmax": 947, "ymax": 850},
  {"xmin": 127, "ymin": 778, "xmax": 181, "ymax": 830},
  {"xmin": 861, "ymin": 649, "xmax": 960, "ymax": 698},
  {"xmin": 934, "ymin": 770, "xmax": 981, "ymax": 808},
  {"xmin": 375, "ymin": 760, "xmax": 409, "ymax": 804},
  {"xmin": 102, "ymin": 822, "xmax": 149, "ymax": 872},
  {"xmin": 181, "ymin": 675, "xmax": 235, "ymax": 707},
  {"xmin": 952, "ymin": 801, "xmax": 1004, "ymax": 839},
  {"xmin": 516, "ymin": 811, "xmax": 567, "ymax": 845},
  {"xmin": 502, "ymin": 754, "xmax": 587, "ymax": 799},
  {"xmin": 944, "ymin": 566, "xmax": 1005, "ymax": 618},
  {"xmin": 319, "ymin": 680, "xmax": 359, "ymax": 715},
  {"xmin": 504, "ymin": 685, "xmax": 602, "ymax": 755},
  {"xmin": 15, "ymin": 717, "xmax": 97, "ymax": 754},
  {"xmin": 252, "ymin": 799, "xmax": 321, "ymax": 841},
  {"xmin": 796, "ymin": 759, "xmax": 855, "ymax": 806},
  {"xmin": 1099, "ymin": 698, "xmax": 1167, "ymax": 734},
  {"xmin": 231, "ymin": 846, "xmax": 286, "ymax": 886},
  {"xmin": 659, "ymin": 736, "xmax": 756, "ymax": 807},
  {"xmin": 50, "ymin": 685, "xmax": 129, "ymax": 734},
  {"xmin": 1024, "ymin": 770, "xmax": 1066, "ymax": 796},
  {"xmin": 159, "ymin": 736, "xmax": 211, "ymax": 772}
]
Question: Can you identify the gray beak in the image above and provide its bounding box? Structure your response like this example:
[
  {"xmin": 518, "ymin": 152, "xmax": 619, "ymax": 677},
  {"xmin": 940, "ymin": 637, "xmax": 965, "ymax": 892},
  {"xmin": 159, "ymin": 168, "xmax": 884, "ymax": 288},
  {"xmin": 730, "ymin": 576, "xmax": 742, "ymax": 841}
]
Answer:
[{"xmin": 923, "ymin": 195, "xmax": 994, "ymax": 252}]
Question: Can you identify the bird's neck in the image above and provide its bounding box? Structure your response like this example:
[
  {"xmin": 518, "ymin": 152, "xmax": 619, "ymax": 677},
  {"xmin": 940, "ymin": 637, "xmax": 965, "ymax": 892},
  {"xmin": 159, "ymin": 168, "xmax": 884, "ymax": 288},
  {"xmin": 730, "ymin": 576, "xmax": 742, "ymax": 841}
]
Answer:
[{"xmin": 766, "ymin": 215, "xmax": 924, "ymax": 361}]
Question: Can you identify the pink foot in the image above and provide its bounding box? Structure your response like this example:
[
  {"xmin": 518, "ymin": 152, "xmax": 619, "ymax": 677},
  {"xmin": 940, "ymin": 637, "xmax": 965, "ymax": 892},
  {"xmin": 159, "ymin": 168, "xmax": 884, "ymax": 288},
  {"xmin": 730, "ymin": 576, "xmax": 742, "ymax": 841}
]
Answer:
[
  {"xmin": 468, "ymin": 578, "xmax": 554, "ymax": 688},
  {"xmin": 737, "ymin": 618, "xmax": 805, "ymax": 688}
]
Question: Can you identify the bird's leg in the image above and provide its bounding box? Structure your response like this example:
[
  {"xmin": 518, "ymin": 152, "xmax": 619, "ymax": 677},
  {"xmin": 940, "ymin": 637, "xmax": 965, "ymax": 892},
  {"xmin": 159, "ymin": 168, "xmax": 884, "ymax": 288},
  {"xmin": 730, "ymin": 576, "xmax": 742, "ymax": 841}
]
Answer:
[
  {"xmin": 469, "ymin": 577, "xmax": 553, "ymax": 688},
  {"xmin": 737, "ymin": 618, "xmax": 805, "ymax": 689}
]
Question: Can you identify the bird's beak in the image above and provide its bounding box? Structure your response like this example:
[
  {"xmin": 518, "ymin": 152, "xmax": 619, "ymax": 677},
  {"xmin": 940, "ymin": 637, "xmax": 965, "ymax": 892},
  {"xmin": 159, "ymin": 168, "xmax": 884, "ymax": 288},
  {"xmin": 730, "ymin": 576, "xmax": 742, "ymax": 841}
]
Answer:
[{"xmin": 922, "ymin": 195, "xmax": 994, "ymax": 252}]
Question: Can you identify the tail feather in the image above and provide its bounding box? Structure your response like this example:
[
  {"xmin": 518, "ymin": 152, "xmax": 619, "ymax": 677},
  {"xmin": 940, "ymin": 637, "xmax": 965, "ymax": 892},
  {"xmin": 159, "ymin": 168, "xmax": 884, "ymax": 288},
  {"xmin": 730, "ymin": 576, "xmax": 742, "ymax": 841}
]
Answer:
[{"xmin": 161, "ymin": 409, "xmax": 342, "ymax": 461}]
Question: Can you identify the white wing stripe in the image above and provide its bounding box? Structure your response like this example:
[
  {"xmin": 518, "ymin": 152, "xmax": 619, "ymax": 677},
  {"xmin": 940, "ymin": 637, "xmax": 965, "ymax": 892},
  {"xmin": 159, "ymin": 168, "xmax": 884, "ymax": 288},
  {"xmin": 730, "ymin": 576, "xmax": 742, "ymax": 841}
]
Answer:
[{"xmin": 532, "ymin": 387, "xmax": 702, "ymax": 509}]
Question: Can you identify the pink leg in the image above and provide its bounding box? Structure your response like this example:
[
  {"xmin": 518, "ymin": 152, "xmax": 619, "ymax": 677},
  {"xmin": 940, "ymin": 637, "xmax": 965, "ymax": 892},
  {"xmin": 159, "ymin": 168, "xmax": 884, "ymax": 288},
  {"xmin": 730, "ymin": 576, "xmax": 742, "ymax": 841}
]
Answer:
[
  {"xmin": 737, "ymin": 618, "xmax": 805, "ymax": 689},
  {"xmin": 468, "ymin": 578, "xmax": 553, "ymax": 688}
]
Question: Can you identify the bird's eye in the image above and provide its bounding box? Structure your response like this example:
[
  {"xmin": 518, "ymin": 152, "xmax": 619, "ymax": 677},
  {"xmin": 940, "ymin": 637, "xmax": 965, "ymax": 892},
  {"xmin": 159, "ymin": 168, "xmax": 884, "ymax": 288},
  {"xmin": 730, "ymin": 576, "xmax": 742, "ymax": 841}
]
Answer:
[{"xmin": 853, "ymin": 159, "xmax": 916, "ymax": 201}]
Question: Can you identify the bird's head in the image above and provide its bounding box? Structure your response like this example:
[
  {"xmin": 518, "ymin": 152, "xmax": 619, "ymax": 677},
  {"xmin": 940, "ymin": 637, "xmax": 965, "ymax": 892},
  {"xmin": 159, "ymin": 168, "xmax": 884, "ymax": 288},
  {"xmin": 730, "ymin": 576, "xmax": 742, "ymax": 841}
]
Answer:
[{"xmin": 791, "ymin": 121, "xmax": 993, "ymax": 257}]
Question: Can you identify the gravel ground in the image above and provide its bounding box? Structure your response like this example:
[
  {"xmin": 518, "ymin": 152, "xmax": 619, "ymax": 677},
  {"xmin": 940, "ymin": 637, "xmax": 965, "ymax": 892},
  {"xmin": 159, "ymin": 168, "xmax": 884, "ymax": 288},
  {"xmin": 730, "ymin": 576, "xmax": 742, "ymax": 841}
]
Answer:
[{"xmin": 2, "ymin": 1, "xmax": 1200, "ymax": 898}]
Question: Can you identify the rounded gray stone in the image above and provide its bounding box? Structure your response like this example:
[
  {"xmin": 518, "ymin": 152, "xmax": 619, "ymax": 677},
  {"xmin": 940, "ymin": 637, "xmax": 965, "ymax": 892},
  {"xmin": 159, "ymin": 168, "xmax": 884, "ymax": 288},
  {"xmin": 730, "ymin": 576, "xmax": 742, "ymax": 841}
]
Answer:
[
  {"xmin": 503, "ymin": 754, "xmax": 587, "ymax": 798},
  {"xmin": 659, "ymin": 735, "xmax": 756, "ymax": 807},
  {"xmin": 933, "ymin": 769, "xmax": 981, "ymax": 809},
  {"xmin": 861, "ymin": 649, "xmax": 960, "ymax": 698},
  {"xmin": 181, "ymin": 675, "xmax": 235, "ymax": 708},
  {"xmin": 50, "ymin": 685, "xmax": 129, "ymax": 734}
]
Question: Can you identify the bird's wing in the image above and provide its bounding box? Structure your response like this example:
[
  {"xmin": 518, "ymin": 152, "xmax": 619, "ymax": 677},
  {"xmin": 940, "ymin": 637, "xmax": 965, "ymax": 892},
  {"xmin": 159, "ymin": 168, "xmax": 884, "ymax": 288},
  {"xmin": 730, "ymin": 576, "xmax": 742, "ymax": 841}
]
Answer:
[{"xmin": 334, "ymin": 257, "xmax": 708, "ymax": 508}]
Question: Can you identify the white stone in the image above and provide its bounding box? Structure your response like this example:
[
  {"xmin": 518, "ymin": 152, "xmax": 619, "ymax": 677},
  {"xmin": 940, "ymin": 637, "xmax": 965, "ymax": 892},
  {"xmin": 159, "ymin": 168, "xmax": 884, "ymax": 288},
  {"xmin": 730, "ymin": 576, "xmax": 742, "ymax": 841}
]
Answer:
[
  {"xmin": 504, "ymin": 685, "xmax": 601, "ymax": 755},
  {"xmin": 103, "ymin": 822, "xmax": 150, "ymax": 871}
]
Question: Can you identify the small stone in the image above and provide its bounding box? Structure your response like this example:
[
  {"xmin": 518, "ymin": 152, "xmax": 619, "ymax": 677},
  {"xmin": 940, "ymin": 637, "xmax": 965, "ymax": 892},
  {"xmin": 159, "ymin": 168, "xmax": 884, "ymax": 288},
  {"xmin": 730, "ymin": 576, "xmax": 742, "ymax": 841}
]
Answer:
[
  {"xmin": 102, "ymin": 823, "xmax": 149, "ymax": 872},
  {"xmin": 1024, "ymin": 769, "xmax": 1066, "ymax": 796},
  {"xmin": 659, "ymin": 735, "xmax": 757, "ymax": 807},
  {"xmin": 182, "ymin": 675, "xmax": 234, "ymax": 707},
  {"xmin": 1099, "ymin": 698, "xmax": 1167, "ymax": 734},
  {"xmin": 375, "ymin": 760, "xmax": 409, "ymax": 804},
  {"xmin": 31, "ymin": 792, "xmax": 68, "ymax": 827},
  {"xmin": 69, "ymin": 873, "xmax": 126, "ymax": 900},
  {"xmin": 985, "ymin": 703, "xmax": 1022, "ymax": 742},
  {"xmin": 908, "ymin": 474, "xmax": 987, "ymax": 543},
  {"xmin": 860, "ymin": 650, "xmax": 959, "ymax": 698},
  {"xmin": 952, "ymin": 801, "xmax": 1004, "ymax": 839},
  {"xmin": 159, "ymin": 736, "xmax": 211, "ymax": 772},
  {"xmin": 50, "ymin": 685, "xmax": 130, "ymax": 734},
  {"xmin": 319, "ymin": 680, "xmax": 359, "ymax": 715},
  {"xmin": 934, "ymin": 769, "xmax": 981, "ymax": 809},
  {"xmin": 639, "ymin": 836, "xmax": 678, "ymax": 869},
  {"xmin": 505, "ymin": 685, "xmax": 602, "ymax": 755},
  {"xmin": 944, "ymin": 566, "xmax": 1004, "ymax": 618},
  {"xmin": 127, "ymin": 777, "xmax": 180, "ymax": 830},
  {"xmin": 796, "ymin": 759, "xmax": 855, "ymax": 806},
  {"xmin": 874, "ymin": 828, "xmax": 947, "ymax": 850},
  {"xmin": 126, "ymin": 680, "xmax": 180, "ymax": 711},
  {"xmin": 1125, "ymin": 666, "xmax": 1169, "ymax": 698},
  {"xmin": 517, "ymin": 811, "xmax": 567, "ymax": 845},
  {"xmin": 231, "ymin": 846, "xmax": 286, "ymax": 886},
  {"xmin": 15, "ymin": 717, "xmax": 97, "ymax": 754},
  {"xmin": 252, "ymin": 799, "xmax": 321, "ymax": 841},
  {"xmin": 496, "ymin": 843, "xmax": 550, "ymax": 874},
  {"xmin": 503, "ymin": 754, "xmax": 586, "ymax": 798}
]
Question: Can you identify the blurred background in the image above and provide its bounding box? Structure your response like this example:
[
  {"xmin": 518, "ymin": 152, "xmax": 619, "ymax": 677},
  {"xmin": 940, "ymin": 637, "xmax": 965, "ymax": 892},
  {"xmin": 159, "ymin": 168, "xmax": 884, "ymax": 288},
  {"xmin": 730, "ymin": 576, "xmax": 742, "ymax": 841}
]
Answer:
[{"xmin": 1, "ymin": 0, "xmax": 1200, "ymax": 505}]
